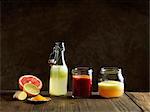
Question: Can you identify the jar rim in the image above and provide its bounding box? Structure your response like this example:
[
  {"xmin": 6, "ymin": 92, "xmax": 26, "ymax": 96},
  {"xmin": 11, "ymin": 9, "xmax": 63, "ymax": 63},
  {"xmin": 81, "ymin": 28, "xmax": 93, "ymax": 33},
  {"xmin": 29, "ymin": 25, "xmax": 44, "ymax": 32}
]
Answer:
[
  {"xmin": 72, "ymin": 67, "xmax": 93, "ymax": 74},
  {"xmin": 100, "ymin": 67, "xmax": 121, "ymax": 74}
]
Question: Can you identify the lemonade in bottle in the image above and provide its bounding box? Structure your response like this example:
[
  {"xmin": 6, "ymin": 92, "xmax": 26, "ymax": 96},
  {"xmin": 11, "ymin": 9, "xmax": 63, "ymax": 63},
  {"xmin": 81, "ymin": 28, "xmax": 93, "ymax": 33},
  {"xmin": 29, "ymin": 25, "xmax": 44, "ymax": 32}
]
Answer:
[{"xmin": 48, "ymin": 42, "xmax": 68, "ymax": 96}]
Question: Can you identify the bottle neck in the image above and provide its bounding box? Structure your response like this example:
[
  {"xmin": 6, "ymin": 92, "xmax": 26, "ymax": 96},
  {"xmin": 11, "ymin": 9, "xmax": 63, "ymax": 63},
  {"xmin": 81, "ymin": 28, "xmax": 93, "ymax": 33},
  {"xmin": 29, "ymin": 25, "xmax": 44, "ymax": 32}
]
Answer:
[{"xmin": 55, "ymin": 50, "xmax": 66, "ymax": 65}]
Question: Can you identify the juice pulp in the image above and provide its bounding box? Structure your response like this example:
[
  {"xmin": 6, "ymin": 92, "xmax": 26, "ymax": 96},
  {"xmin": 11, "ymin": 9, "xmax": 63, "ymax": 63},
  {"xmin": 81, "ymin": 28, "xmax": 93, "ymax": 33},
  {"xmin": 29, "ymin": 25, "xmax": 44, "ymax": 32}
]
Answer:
[
  {"xmin": 72, "ymin": 75, "xmax": 92, "ymax": 98},
  {"xmin": 98, "ymin": 80, "xmax": 124, "ymax": 98},
  {"xmin": 49, "ymin": 65, "xmax": 68, "ymax": 96}
]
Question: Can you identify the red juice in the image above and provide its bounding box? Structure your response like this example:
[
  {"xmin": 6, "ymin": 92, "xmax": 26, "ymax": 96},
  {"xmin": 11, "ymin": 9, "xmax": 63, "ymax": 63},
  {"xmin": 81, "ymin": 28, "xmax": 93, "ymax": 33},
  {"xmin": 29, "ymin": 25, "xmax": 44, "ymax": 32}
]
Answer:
[{"xmin": 72, "ymin": 75, "xmax": 92, "ymax": 98}]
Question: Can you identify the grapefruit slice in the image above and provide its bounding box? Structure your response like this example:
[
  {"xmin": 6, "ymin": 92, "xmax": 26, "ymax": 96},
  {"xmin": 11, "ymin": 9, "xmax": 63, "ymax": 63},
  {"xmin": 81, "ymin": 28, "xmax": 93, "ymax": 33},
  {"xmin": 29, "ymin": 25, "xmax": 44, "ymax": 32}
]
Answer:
[
  {"xmin": 23, "ymin": 83, "xmax": 40, "ymax": 96},
  {"xmin": 19, "ymin": 75, "xmax": 42, "ymax": 90}
]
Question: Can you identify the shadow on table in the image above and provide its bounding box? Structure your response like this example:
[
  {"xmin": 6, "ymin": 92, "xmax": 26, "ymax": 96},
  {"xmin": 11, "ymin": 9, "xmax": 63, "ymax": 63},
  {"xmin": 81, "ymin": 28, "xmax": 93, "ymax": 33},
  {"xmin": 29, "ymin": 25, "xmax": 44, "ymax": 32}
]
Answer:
[{"xmin": 0, "ymin": 91, "xmax": 108, "ymax": 101}]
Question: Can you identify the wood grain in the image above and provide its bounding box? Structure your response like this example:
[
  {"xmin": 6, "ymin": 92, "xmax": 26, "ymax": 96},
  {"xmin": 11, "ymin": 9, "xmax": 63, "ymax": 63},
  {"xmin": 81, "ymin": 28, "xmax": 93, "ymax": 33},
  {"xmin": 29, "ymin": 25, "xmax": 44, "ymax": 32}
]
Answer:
[
  {"xmin": 126, "ymin": 92, "xmax": 150, "ymax": 112},
  {"xmin": 0, "ymin": 91, "xmax": 142, "ymax": 112}
]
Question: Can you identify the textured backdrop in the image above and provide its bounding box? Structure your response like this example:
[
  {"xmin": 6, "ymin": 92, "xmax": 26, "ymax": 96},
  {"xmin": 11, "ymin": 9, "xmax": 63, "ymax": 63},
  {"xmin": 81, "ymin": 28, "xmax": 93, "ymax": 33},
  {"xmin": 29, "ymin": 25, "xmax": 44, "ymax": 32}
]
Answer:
[{"xmin": 1, "ymin": 0, "xmax": 149, "ymax": 91}]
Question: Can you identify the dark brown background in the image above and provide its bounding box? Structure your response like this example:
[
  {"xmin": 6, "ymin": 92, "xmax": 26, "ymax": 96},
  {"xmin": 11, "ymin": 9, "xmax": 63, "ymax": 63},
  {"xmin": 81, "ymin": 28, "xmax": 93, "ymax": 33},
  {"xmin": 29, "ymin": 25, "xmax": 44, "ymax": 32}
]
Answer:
[{"xmin": 1, "ymin": 0, "xmax": 149, "ymax": 91}]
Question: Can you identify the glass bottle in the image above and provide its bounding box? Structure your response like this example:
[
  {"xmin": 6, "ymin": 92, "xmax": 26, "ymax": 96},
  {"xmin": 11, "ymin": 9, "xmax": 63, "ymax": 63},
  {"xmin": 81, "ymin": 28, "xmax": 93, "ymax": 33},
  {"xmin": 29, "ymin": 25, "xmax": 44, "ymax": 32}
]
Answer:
[
  {"xmin": 98, "ymin": 67, "xmax": 124, "ymax": 98},
  {"xmin": 48, "ymin": 42, "xmax": 68, "ymax": 96},
  {"xmin": 72, "ymin": 67, "xmax": 93, "ymax": 98}
]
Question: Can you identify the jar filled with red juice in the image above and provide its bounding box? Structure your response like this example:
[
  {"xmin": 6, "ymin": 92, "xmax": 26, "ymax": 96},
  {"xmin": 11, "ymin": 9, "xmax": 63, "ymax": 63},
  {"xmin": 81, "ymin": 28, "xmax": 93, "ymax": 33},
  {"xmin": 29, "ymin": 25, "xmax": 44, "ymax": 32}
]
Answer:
[{"xmin": 72, "ymin": 67, "xmax": 92, "ymax": 98}]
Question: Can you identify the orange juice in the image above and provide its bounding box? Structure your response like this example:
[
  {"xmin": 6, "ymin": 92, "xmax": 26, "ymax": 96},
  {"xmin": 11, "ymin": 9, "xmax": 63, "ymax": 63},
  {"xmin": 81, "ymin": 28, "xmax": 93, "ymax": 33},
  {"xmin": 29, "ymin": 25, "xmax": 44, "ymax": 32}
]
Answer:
[{"xmin": 98, "ymin": 80, "xmax": 124, "ymax": 98}]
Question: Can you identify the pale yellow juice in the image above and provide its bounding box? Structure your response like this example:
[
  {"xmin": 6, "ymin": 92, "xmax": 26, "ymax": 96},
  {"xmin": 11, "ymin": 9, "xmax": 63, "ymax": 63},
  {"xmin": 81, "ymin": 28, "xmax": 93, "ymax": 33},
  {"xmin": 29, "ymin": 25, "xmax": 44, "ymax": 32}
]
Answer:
[{"xmin": 49, "ymin": 65, "xmax": 68, "ymax": 96}]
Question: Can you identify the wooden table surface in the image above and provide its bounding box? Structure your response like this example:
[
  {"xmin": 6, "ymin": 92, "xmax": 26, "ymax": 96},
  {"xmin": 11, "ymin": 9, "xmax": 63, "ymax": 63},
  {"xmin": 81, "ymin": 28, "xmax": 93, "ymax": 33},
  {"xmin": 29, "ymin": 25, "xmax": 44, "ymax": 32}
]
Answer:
[{"xmin": 0, "ymin": 91, "xmax": 150, "ymax": 112}]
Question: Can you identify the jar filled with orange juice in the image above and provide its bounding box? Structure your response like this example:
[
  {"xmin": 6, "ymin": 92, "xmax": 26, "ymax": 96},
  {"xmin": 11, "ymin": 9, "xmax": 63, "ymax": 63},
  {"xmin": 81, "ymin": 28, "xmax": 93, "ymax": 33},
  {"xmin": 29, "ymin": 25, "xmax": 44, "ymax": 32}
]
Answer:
[{"xmin": 98, "ymin": 67, "xmax": 124, "ymax": 98}]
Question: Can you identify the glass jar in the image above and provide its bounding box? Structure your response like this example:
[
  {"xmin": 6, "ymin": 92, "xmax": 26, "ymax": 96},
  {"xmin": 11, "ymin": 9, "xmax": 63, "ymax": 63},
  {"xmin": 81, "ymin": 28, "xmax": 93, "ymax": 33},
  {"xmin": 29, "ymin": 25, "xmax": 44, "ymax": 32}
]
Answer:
[
  {"xmin": 72, "ymin": 67, "xmax": 93, "ymax": 98},
  {"xmin": 98, "ymin": 67, "xmax": 124, "ymax": 98}
]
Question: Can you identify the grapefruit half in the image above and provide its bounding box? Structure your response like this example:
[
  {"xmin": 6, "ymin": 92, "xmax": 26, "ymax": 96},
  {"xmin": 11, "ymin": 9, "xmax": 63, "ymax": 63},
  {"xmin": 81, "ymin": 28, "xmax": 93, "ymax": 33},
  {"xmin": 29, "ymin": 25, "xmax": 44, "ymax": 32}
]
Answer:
[{"xmin": 19, "ymin": 75, "xmax": 42, "ymax": 90}]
